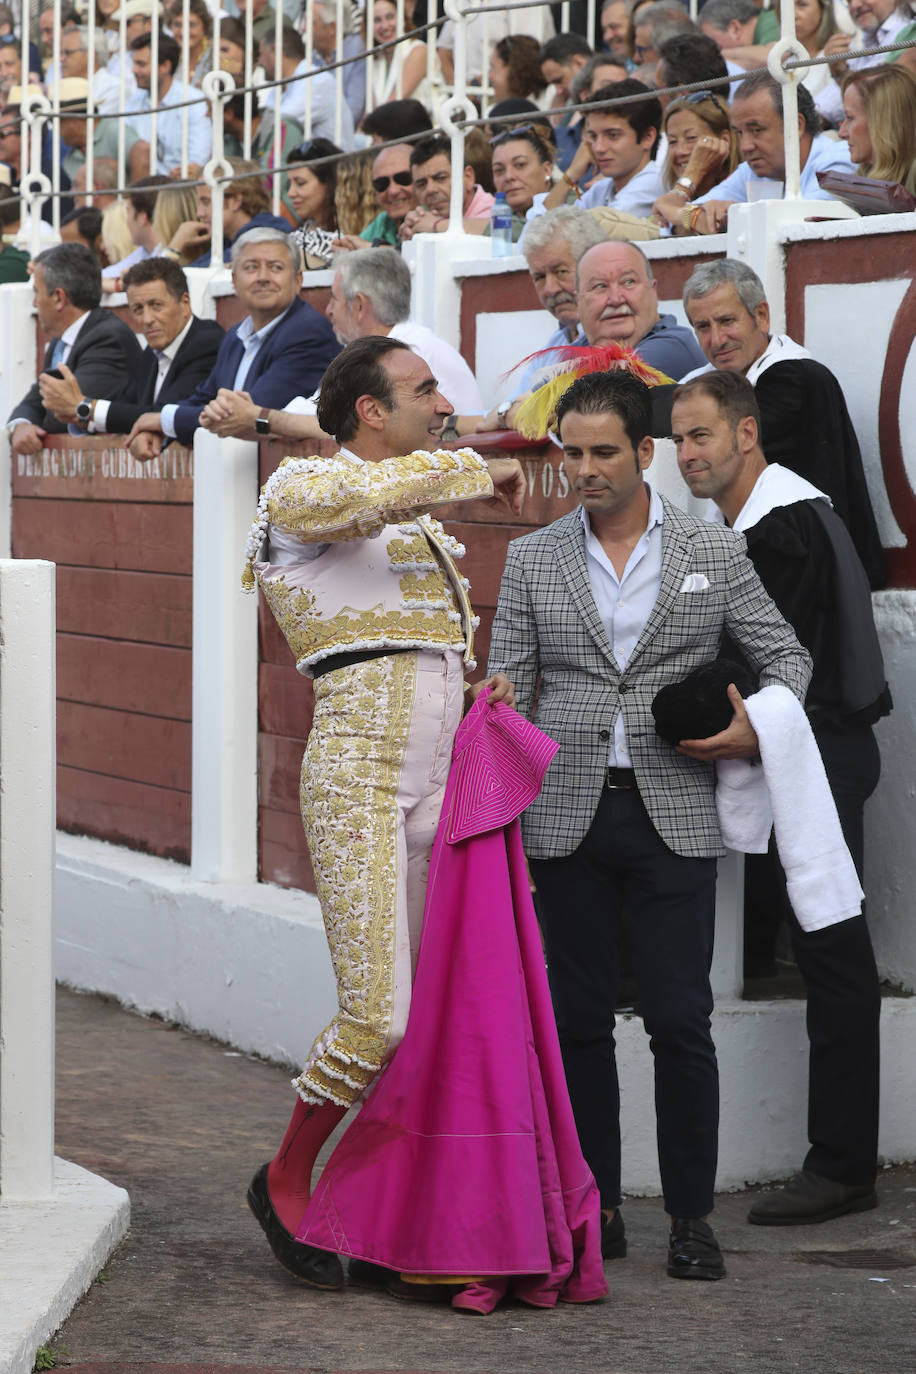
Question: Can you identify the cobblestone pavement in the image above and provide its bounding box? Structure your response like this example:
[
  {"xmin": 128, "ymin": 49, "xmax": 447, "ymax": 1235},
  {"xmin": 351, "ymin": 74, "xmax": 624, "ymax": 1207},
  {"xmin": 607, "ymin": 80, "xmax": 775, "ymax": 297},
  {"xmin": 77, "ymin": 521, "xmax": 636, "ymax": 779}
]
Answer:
[{"xmin": 52, "ymin": 987, "xmax": 915, "ymax": 1374}]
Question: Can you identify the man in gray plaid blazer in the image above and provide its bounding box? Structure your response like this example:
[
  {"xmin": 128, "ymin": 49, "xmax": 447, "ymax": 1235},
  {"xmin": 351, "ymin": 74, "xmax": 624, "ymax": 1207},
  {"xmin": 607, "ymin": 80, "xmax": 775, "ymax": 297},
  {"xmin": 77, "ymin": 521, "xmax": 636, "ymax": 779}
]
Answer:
[{"xmin": 488, "ymin": 370, "xmax": 811, "ymax": 1281}]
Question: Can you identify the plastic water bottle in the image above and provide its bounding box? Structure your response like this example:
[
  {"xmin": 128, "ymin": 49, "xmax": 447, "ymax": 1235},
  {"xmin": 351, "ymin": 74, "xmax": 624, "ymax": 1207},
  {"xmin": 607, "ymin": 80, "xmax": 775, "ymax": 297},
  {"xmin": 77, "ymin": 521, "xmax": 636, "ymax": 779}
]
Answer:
[{"xmin": 490, "ymin": 192, "xmax": 514, "ymax": 257}]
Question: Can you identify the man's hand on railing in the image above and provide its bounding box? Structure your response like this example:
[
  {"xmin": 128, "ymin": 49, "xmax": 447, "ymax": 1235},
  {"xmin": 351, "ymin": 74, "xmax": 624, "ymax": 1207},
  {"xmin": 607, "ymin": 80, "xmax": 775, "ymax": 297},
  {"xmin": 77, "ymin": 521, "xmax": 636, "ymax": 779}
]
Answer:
[
  {"xmin": 38, "ymin": 362, "xmax": 83, "ymax": 425},
  {"xmin": 126, "ymin": 412, "xmax": 165, "ymax": 461},
  {"xmin": 8, "ymin": 423, "xmax": 47, "ymax": 457},
  {"xmin": 199, "ymin": 388, "xmax": 259, "ymax": 438}
]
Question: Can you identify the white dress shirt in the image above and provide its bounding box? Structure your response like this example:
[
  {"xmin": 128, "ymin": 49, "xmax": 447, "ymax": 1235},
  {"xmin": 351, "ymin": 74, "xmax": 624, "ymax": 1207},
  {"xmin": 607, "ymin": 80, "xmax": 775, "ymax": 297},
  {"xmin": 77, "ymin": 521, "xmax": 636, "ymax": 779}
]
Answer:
[
  {"xmin": 580, "ymin": 484, "xmax": 665, "ymax": 767},
  {"xmin": 91, "ymin": 315, "xmax": 195, "ymax": 433}
]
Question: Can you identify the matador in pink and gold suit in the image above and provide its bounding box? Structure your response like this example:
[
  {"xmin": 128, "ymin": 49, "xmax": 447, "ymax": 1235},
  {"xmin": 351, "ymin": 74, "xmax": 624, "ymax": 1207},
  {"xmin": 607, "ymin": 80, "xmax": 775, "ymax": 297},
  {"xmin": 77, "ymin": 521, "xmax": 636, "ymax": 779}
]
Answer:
[{"xmin": 241, "ymin": 336, "xmax": 604, "ymax": 1311}]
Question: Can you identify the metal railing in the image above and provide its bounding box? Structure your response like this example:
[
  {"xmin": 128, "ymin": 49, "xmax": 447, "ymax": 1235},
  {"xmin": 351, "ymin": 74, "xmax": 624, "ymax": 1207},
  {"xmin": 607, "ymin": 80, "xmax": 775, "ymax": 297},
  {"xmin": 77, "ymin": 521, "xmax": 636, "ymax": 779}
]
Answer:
[{"xmin": 6, "ymin": 1, "xmax": 916, "ymax": 265}]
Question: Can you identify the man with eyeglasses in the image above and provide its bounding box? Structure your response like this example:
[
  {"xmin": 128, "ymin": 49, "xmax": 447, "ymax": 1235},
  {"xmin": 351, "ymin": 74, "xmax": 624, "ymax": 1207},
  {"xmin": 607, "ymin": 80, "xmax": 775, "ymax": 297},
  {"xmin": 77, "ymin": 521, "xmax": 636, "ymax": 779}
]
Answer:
[{"xmin": 58, "ymin": 26, "xmax": 121, "ymax": 116}]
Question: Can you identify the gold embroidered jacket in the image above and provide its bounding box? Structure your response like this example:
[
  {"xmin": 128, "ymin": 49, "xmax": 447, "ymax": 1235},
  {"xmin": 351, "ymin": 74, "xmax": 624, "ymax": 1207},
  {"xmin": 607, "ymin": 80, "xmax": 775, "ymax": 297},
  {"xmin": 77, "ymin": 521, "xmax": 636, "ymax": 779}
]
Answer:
[{"xmin": 247, "ymin": 448, "xmax": 493, "ymax": 673}]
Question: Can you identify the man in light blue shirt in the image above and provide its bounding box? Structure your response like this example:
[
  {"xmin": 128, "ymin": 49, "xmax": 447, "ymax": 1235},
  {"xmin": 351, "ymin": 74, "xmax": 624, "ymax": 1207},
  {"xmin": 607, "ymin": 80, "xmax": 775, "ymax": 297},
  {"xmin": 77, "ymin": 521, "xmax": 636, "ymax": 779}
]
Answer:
[
  {"xmin": 691, "ymin": 70, "xmax": 852, "ymax": 232},
  {"xmin": 125, "ymin": 32, "xmax": 211, "ymax": 178}
]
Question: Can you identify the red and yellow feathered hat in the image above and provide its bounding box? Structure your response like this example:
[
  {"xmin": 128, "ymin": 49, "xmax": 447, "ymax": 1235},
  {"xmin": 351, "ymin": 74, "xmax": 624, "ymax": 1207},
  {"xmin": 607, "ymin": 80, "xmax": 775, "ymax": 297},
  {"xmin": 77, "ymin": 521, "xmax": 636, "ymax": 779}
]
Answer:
[{"xmin": 512, "ymin": 341, "xmax": 672, "ymax": 440}]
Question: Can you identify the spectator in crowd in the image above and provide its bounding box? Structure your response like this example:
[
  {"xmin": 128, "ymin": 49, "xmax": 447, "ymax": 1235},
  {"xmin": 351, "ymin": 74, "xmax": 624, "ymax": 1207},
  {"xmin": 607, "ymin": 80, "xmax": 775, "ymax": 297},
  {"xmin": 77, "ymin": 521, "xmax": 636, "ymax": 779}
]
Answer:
[
  {"xmin": 165, "ymin": 159, "xmax": 292, "ymax": 268},
  {"xmin": 150, "ymin": 182, "xmax": 199, "ymax": 262},
  {"xmin": 601, "ymin": 0, "xmax": 634, "ymax": 63},
  {"xmin": 361, "ymin": 97, "xmax": 432, "ymax": 144},
  {"xmin": 654, "ymin": 33, "xmax": 730, "ymax": 103},
  {"xmin": 488, "ymin": 33, "xmax": 549, "ymax": 105},
  {"xmin": 0, "ymin": 37, "xmax": 26, "ymax": 109},
  {"xmin": 796, "ymin": 0, "xmax": 914, "ymax": 122},
  {"xmin": 126, "ymin": 32, "xmax": 212, "ymax": 178},
  {"xmin": 39, "ymin": 4, "xmax": 83, "ymax": 62},
  {"xmin": 464, "ymin": 125, "xmax": 496, "ymax": 192},
  {"xmin": 0, "ymin": 84, "xmax": 71, "ymax": 229},
  {"xmin": 540, "ymin": 79, "xmax": 664, "ymax": 217},
  {"xmin": 169, "ymin": 0, "xmax": 212, "ymax": 86},
  {"xmin": 369, "ymin": 0, "xmax": 436, "ymax": 108},
  {"xmin": 687, "ymin": 71, "xmax": 853, "ymax": 231},
  {"xmin": 574, "ymin": 240, "xmax": 708, "ymax": 376},
  {"xmin": 260, "ymin": 23, "xmax": 355, "ymax": 151},
  {"xmin": 71, "ymin": 155, "xmax": 119, "ymax": 208},
  {"xmin": 652, "ymin": 91, "xmax": 740, "ymax": 231},
  {"xmin": 484, "ymin": 126, "xmax": 561, "ymax": 240},
  {"xmin": 242, "ymin": 0, "xmax": 282, "ymax": 46},
  {"xmin": 347, "ymin": 141, "xmax": 417, "ymax": 247},
  {"xmin": 539, "ymin": 33, "xmax": 594, "ymax": 166},
  {"xmin": 0, "ymin": 177, "xmax": 29, "ymax": 281},
  {"xmin": 334, "ymin": 148, "xmax": 380, "ymax": 235},
  {"xmin": 286, "ymin": 137, "xmax": 343, "ymax": 267},
  {"xmin": 223, "ymin": 91, "xmax": 304, "ymax": 213},
  {"xmin": 698, "ymin": 0, "xmax": 780, "ymax": 61},
  {"xmin": 60, "ymin": 203, "xmax": 105, "ymax": 261},
  {"xmin": 681, "ymin": 258, "xmax": 886, "ymax": 586},
  {"xmin": 105, "ymin": 0, "xmax": 155, "ymax": 104},
  {"xmin": 474, "ymin": 205, "xmax": 609, "ymax": 431},
  {"xmin": 101, "ymin": 198, "xmax": 133, "ymax": 264},
  {"xmin": 672, "ymin": 369, "xmax": 888, "ymax": 1227},
  {"xmin": 573, "ymin": 53, "xmax": 630, "ymax": 100},
  {"xmin": 307, "ymin": 0, "xmax": 367, "ymax": 127},
  {"xmin": 38, "ymin": 256, "xmax": 223, "ymax": 434},
  {"xmin": 784, "ymin": 0, "xmax": 845, "ymax": 112},
  {"xmin": 840, "ymin": 63, "xmax": 916, "ymax": 193},
  {"xmin": 56, "ymin": 78, "xmax": 136, "ymax": 182},
  {"xmin": 127, "ymin": 227, "xmax": 339, "ymax": 456},
  {"xmin": 216, "ymin": 16, "xmax": 247, "ymax": 79},
  {"xmin": 633, "ymin": 0, "xmax": 698, "ymax": 66},
  {"xmin": 200, "ymin": 245, "xmax": 484, "ymax": 440},
  {"xmin": 58, "ymin": 25, "xmax": 122, "ymax": 114},
  {"xmin": 438, "ymin": 1, "xmax": 555, "ymax": 89},
  {"xmin": 102, "ymin": 173, "xmax": 168, "ymax": 288},
  {"xmin": 6, "ymin": 242, "xmax": 143, "ymax": 455},
  {"xmin": 487, "ymin": 368, "xmax": 810, "ymax": 1283},
  {"xmin": 399, "ymin": 131, "xmax": 495, "ymax": 239}
]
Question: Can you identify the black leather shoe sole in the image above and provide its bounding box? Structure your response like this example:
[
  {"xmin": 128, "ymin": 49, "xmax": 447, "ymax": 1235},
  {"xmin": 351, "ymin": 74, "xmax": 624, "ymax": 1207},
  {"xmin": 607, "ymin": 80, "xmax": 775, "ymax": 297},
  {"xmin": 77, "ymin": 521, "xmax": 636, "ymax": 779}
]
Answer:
[{"xmin": 247, "ymin": 1163, "xmax": 344, "ymax": 1290}]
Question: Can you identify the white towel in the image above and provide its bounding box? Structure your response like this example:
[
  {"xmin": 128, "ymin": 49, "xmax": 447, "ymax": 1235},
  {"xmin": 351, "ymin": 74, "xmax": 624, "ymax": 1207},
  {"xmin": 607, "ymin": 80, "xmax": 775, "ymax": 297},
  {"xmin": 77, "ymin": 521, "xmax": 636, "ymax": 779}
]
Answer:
[{"xmin": 715, "ymin": 685, "xmax": 863, "ymax": 932}]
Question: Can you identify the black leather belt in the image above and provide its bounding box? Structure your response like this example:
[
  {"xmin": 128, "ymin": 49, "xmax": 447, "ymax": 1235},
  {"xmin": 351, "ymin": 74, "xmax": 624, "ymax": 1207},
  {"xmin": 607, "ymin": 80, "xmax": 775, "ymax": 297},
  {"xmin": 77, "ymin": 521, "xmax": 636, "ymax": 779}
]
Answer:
[
  {"xmin": 606, "ymin": 767, "xmax": 638, "ymax": 791},
  {"xmin": 312, "ymin": 647, "xmax": 413, "ymax": 680}
]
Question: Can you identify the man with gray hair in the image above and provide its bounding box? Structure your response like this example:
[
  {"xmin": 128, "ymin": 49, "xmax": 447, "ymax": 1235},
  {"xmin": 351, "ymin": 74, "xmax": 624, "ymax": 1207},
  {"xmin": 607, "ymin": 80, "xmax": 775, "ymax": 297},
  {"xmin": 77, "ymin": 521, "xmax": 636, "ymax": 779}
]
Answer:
[
  {"xmin": 6, "ymin": 242, "xmax": 143, "ymax": 457},
  {"xmin": 200, "ymin": 245, "xmax": 483, "ymax": 441},
  {"xmin": 632, "ymin": 0, "xmax": 697, "ymax": 65},
  {"xmin": 126, "ymin": 227, "xmax": 339, "ymax": 458},
  {"xmin": 680, "ymin": 257, "xmax": 885, "ymax": 589},
  {"xmin": 306, "ymin": 0, "xmax": 367, "ymax": 127},
  {"xmin": 58, "ymin": 25, "xmax": 122, "ymax": 114},
  {"xmin": 698, "ymin": 0, "xmax": 780, "ymax": 56}
]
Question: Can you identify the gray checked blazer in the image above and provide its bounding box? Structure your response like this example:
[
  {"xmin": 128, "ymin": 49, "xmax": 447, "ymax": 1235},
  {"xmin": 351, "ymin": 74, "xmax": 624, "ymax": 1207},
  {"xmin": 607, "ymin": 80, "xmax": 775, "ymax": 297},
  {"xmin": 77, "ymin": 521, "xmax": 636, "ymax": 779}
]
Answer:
[{"xmin": 487, "ymin": 496, "xmax": 812, "ymax": 861}]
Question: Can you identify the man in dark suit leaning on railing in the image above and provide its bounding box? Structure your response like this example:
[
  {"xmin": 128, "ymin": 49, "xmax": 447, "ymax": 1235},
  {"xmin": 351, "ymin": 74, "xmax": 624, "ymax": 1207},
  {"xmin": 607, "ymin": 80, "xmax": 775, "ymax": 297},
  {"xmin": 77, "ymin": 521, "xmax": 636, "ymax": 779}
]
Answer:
[
  {"xmin": 125, "ymin": 226, "xmax": 341, "ymax": 461},
  {"xmin": 5, "ymin": 242, "xmax": 144, "ymax": 457},
  {"xmin": 36, "ymin": 258, "xmax": 224, "ymax": 437}
]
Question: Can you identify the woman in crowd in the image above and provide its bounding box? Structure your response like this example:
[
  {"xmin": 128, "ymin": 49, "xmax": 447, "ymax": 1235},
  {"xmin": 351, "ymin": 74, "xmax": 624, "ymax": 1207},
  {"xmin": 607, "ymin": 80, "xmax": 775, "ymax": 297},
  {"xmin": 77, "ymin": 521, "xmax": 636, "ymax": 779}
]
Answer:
[
  {"xmin": 216, "ymin": 17, "xmax": 248, "ymax": 82},
  {"xmin": 471, "ymin": 126, "xmax": 562, "ymax": 240},
  {"xmin": 369, "ymin": 0, "xmax": 435, "ymax": 108},
  {"xmin": 487, "ymin": 35, "xmax": 547, "ymax": 106},
  {"xmin": 840, "ymin": 63, "xmax": 916, "ymax": 194},
  {"xmin": 152, "ymin": 183, "xmax": 200, "ymax": 263},
  {"xmin": 335, "ymin": 148, "xmax": 380, "ymax": 236},
  {"xmin": 651, "ymin": 91, "xmax": 740, "ymax": 232},
  {"xmin": 169, "ymin": 0, "xmax": 212, "ymax": 87},
  {"xmin": 287, "ymin": 137, "xmax": 342, "ymax": 267},
  {"xmin": 780, "ymin": 0, "xmax": 841, "ymax": 106}
]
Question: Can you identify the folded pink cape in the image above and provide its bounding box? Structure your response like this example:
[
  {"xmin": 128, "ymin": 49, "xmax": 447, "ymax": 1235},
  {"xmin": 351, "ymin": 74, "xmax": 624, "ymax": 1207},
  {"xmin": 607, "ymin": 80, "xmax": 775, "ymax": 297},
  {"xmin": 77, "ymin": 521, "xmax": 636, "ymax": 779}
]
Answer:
[{"xmin": 297, "ymin": 693, "xmax": 607, "ymax": 1312}]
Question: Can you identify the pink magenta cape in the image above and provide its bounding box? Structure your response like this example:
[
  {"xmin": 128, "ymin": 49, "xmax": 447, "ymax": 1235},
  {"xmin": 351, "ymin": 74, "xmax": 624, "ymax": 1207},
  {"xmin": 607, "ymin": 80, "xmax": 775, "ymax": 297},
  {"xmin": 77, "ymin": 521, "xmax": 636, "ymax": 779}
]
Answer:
[{"xmin": 296, "ymin": 693, "xmax": 607, "ymax": 1312}]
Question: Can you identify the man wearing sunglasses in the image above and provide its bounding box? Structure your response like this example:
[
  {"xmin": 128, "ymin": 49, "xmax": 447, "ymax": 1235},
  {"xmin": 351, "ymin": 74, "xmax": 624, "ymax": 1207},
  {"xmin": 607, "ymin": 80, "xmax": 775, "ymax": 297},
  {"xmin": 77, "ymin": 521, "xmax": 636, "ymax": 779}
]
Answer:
[{"xmin": 359, "ymin": 144, "xmax": 418, "ymax": 248}]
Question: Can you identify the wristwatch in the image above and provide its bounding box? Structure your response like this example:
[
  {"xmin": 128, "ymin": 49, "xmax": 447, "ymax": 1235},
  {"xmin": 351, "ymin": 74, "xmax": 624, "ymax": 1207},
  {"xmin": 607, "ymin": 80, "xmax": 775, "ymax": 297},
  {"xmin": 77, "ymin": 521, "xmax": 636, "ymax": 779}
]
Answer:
[
  {"xmin": 496, "ymin": 399, "xmax": 512, "ymax": 429},
  {"xmin": 254, "ymin": 407, "xmax": 271, "ymax": 436},
  {"xmin": 674, "ymin": 176, "xmax": 696, "ymax": 199},
  {"xmin": 76, "ymin": 397, "xmax": 94, "ymax": 425}
]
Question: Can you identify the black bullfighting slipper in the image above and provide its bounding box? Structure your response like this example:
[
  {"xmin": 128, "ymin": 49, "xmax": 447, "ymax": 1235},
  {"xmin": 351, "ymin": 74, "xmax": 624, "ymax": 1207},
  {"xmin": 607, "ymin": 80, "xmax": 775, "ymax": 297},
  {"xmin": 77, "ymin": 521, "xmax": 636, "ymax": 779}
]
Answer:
[
  {"xmin": 747, "ymin": 1170, "xmax": 878, "ymax": 1226},
  {"xmin": 667, "ymin": 1217, "xmax": 725, "ymax": 1281},
  {"xmin": 601, "ymin": 1208, "xmax": 627, "ymax": 1259},
  {"xmin": 247, "ymin": 1162, "xmax": 344, "ymax": 1290},
  {"xmin": 348, "ymin": 1258, "xmax": 455, "ymax": 1302}
]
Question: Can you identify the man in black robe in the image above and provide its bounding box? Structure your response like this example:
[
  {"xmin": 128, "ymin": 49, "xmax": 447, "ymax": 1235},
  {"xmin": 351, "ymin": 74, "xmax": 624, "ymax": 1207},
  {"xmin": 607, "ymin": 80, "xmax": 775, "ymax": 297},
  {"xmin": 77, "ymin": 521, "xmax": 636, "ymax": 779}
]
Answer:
[
  {"xmin": 673, "ymin": 369, "xmax": 890, "ymax": 1229},
  {"xmin": 680, "ymin": 258, "xmax": 886, "ymax": 590}
]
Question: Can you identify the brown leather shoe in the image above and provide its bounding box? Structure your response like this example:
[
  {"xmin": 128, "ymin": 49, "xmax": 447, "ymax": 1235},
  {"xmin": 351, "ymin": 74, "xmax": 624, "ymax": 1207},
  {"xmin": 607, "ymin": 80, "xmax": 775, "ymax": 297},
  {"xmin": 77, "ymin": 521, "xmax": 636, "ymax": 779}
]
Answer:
[{"xmin": 748, "ymin": 1170, "xmax": 877, "ymax": 1226}]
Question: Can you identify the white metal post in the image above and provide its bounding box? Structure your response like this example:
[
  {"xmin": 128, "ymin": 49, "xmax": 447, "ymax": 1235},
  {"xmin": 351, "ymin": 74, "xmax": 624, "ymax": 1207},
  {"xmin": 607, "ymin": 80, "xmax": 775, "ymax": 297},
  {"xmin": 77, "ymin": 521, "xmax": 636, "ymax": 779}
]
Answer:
[
  {"xmin": 0, "ymin": 559, "xmax": 57, "ymax": 1201},
  {"xmin": 190, "ymin": 431, "xmax": 259, "ymax": 883}
]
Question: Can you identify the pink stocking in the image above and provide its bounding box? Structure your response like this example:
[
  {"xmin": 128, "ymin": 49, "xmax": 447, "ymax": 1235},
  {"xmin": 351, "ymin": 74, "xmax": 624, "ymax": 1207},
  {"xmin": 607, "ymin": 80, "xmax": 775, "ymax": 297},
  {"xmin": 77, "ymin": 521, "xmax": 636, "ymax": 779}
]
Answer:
[{"xmin": 266, "ymin": 1098, "xmax": 347, "ymax": 1234}]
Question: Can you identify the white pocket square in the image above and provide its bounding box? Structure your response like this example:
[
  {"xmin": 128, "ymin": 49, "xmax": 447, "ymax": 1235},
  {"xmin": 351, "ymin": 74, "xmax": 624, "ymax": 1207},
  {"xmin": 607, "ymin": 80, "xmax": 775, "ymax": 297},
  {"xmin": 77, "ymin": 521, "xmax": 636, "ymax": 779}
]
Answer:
[{"xmin": 679, "ymin": 573, "xmax": 710, "ymax": 593}]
